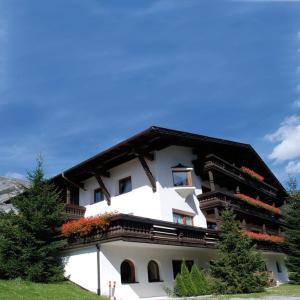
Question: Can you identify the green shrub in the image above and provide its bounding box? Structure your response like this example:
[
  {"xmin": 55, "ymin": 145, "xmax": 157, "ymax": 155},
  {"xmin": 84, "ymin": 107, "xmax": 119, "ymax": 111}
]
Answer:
[
  {"xmin": 173, "ymin": 261, "xmax": 210, "ymax": 297},
  {"xmin": 190, "ymin": 264, "xmax": 210, "ymax": 295}
]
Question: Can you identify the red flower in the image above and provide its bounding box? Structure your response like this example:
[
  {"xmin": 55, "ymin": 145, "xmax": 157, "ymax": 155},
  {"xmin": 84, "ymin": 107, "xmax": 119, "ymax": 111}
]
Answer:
[
  {"xmin": 235, "ymin": 193, "xmax": 281, "ymax": 215},
  {"xmin": 241, "ymin": 166, "xmax": 264, "ymax": 182},
  {"xmin": 61, "ymin": 211, "xmax": 117, "ymax": 237},
  {"xmin": 243, "ymin": 230, "xmax": 284, "ymax": 243}
]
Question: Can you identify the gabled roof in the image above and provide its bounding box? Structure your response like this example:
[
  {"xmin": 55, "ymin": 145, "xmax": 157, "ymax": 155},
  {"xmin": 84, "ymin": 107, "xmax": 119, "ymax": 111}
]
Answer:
[{"xmin": 52, "ymin": 126, "xmax": 285, "ymax": 192}]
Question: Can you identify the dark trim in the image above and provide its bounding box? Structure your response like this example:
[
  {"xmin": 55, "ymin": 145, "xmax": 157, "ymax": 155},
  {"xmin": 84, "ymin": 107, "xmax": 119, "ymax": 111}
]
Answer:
[
  {"xmin": 96, "ymin": 244, "xmax": 101, "ymax": 295},
  {"xmin": 62, "ymin": 173, "xmax": 85, "ymax": 191},
  {"xmin": 51, "ymin": 126, "xmax": 285, "ymax": 193},
  {"xmin": 118, "ymin": 176, "xmax": 132, "ymax": 195},
  {"xmin": 94, "ymin": 174, "xmax": 111, "ymax": 205},
  {"xmin": 137, "ymin": 156, "xmax": 156, "ymax": 192}
]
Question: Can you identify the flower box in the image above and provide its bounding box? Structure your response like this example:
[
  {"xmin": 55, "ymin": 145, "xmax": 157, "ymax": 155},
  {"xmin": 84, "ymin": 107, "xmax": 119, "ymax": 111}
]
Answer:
[
  {"xmin": 235, "ymin": 193, "xmax": 281, "ymax": 215},
  {"xmin": 243, "ymin": 230, "xmax": 284, "ymax": 243},
  {"xmin": 61, "ymin": 212, "xmax": 117, "ymax": 238},
  {"xmin": 241, "ymin": 166, "xmax": 264, "ymax": 182}
]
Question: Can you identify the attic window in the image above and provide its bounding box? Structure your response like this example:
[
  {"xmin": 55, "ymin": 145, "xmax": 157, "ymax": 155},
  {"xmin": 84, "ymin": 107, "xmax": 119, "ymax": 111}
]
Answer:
[{"xmin": 172, "ymin": 164, "xmax": 193, "ymax": 187}]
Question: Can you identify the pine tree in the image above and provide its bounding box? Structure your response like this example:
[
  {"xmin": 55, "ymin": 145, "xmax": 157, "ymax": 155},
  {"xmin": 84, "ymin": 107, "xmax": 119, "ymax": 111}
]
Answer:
[
  {"xmin": 210, "ymin": 209, "xmax": 268, "ymax": 294},
  {"xmin": 0, "ymin": 158, "xmax": 66, "ymax": 282},
  {"xmin": 283, "ymin": 177, "xmax": 300, "ymax": 284}
]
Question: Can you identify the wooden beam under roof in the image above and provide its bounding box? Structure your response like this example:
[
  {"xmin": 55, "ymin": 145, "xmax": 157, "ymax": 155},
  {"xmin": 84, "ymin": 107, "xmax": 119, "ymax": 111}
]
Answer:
[
  {"xmin": 62, "ymin": 173, "xmax": 86, "ymax": 191},
  {"xmin": 94, "ymin": 173, "xmax": 111, "ymax": 206},
  {"xmin": 137, "ymin": 155, "xmax": 157, "ymax": 192}
]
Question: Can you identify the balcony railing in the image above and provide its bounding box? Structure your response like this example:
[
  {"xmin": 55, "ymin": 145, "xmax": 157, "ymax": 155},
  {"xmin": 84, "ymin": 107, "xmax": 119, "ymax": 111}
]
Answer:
[
  {"xmin": 64, "ymin": 204, "xmax": 86, "ymax": 220},
  {"xmin": 64, "ymin": 213, "xmax": 285, "ymax": 253},
  {"xmin": 198, "ymin": 191, "xmax": 282, "ymax": 223},
  {"xmin": 204, "ymin": 154, "xmax": 278, "ymax": 198},
  {"xmin": 65, "ymin": 214, "xmax": 220, "ymax": 248}
]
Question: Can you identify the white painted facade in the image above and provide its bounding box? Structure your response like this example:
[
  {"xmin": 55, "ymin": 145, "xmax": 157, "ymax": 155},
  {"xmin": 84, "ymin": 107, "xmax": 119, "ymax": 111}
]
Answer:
[
  {"xmin": 80, "ymin": 146, "xmax": 206, "ymax": 227},
  {"xmin": 63, "ymin": 242, "xmax": 288, "ymax": 300},
  {"xmin": 64, "ymin": 241, "xmax": 216, "ymax": 300},
  {"xmin": 63, "ymin": 145, "xmax": 289, "ymax": 299}
]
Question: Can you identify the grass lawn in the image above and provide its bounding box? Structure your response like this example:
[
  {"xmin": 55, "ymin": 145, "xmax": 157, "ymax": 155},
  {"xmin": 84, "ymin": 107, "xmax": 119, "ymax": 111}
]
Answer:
[
  {"xmin": 0, "ymin": 279, "xmax": 109, "ymax": 300},
  {"xmin": 217, "ymin": 283, "xmax": 300, "ymax": 299}
]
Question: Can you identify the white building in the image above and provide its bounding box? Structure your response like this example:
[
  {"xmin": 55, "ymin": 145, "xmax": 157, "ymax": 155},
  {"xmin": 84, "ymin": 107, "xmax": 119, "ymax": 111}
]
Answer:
[{"xmin": 53, "ymin": 126, "xmax": 288, "ymax": 300}]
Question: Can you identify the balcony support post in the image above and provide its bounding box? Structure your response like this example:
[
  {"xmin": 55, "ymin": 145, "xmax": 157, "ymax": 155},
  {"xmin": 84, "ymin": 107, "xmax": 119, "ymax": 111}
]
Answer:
[
  {"xmin": 208, "ymin": 171, "xmax": 216, "ymax": 191},
  {"xmin": 241, "ymin": 218, "xmax": 247, "ymax": 230},
  {"xmin": 263, "ymin": 224, "xmax": 266, "ymax": 233},
  {"xmin": 66, "ymin": 187, "xmax": 71, "ymax": 204},
  {"xmin": 214, "ymin": 207, "xmax": 222, "ymax": 229}
]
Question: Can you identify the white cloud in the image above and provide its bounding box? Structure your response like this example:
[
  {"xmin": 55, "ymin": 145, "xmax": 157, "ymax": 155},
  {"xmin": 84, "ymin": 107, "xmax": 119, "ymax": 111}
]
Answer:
[
  {"xmin": 285, "ymin": 161, "xmax": 300, "ymax": 174},
  {"xmin": 265, "ymin": 115, "xmax": 300, "ymax": 162},
  {"xmin": 293, "ymin": 100, "xmax": 300, "ymax": 108}
]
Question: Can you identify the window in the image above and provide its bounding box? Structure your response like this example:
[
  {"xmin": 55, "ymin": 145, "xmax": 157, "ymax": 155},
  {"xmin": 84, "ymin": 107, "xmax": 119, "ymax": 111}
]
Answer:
[
  {"xmin": 120, "ymin": 260, "xmax": 136, "ymax": 283},
  {"xmin": 207, "ymin": 222, "xmax": 217, "ymax": 230},
  {"xmin": 172, "ymin": 260, "xmax": 193, "ymax": 279},
  {"xmin": 173, "ymin": 212, "xmax": 193, "ymax": 226},
  {"xmin": 276, "ymin": 261, "xmax": 282, "ymax": 273},
  {"xmin": 119, "ymin": 177, "xmax": 132, "ymax": 195},
  {"xmin": 172, "ymin": 170, "xmax": 192, "ymax": 187},
  {"xmin": 147, "ymin": 260, "xmax": 160, "ymax": 282},
  {"xmin": 94, "ymin": 188, "xmax": 104, "ymax": 203}
]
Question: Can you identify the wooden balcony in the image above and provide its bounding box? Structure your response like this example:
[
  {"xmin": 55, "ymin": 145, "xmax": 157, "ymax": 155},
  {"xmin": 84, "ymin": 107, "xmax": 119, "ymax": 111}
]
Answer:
[
  {"xmin": 64, "ymin": 213, "xmax": 285, "ymax": 253},
  {"xmin": 204, "ymin": 154, "xmax": 278, "ymax": 199},
  {"xmin": 198, "ymin": 191, "xmax": 282, "ymax": 224},
  {"xmin": 65, "ymin": 214, "xmax": 220, "ymax": 249},
  {"xmin": 64, "ymin": 204, "xmax": 86, "ymax": 220}
]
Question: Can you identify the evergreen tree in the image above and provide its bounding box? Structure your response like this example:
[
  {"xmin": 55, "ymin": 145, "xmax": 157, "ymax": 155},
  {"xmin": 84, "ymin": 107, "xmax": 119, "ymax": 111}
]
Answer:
[
  {"xmin": 0, "ymin": 158, "xmax": 66, "ymax": 282},
  {"xmin": 210, "ymin": 209, "xmax": 268, "ymax": 294},
  {"xmin": 190, "ymin": 264, "xmax": 210, "ymax": 295},
  {"xmin": 283, "ymin": 177, "xmax": 300, "ymax": 284},
  {"xmin": 180, "ymin": 261, "xmax": 194, "ymax": 297},
  {"xmin": 173, "ymin": 274, "xmax": 187, "ymax": 297},
  {"xmin": 173, "ymin": 261, "xmax": 210, "ymax": 297}
]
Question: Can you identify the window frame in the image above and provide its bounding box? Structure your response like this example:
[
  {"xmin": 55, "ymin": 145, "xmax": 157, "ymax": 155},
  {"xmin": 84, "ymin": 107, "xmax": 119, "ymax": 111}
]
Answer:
[
  {"xmin": 173, "ymin": 211, "xmax": 194, "ymax": 226},
  {"xmin": 120, "ymin": 259, "xmax": 136, "ymax": 284},
  {"xmin": 118, "ymin": 176, "xmax": 132, "ymax": 195},
  {"xmin": 172, "ymin": 169, "xmax": 193, "ymax": 187},
  {"xmin": 94, "ymin": 188, "xmax": 104, "ymax": 203},
  {"xmin": 147, "ymin": 260, "xmax": 161, "ymax": 283}
]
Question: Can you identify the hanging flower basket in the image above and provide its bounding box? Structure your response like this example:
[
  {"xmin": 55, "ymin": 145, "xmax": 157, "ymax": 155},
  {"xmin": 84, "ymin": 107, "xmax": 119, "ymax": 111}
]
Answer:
[
  {"xmin": 235, "ymin": 193, "xmax": 281, "ymax": 215},
  {"xmin": 241, "ymin": 166, "xmax": 264, "ymax": 182}
]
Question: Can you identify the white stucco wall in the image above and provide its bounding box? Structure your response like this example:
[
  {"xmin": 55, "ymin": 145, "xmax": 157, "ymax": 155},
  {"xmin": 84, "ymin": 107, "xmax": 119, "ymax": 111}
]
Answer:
[
  {"xmin": 80, "ymin": 158, "xmax": 161, "ymax": 220},
  {"xmin": 79, "ymin": 146, "xmax": 206, "ymax": 227},
  {"xmin": 64, "ymin": 241, "xmax": 216, "ymax": 300},
  {"xmin": 155, "ymin": 146, "xmax": 206, "ymax": 227},
  {"xmin": 63, "ymin": 242, "xmax": 289, "ymax": 300}
]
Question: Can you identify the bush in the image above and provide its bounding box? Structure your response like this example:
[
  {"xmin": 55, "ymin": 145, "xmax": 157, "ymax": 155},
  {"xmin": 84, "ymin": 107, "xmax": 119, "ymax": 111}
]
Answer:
[
  {"xmin": 173, "ymin": 261, "xmax": 210, "ymax": 297},
  {"xmin": 190, "ymin": 264, "xmax": 209, "ymax": 295}
]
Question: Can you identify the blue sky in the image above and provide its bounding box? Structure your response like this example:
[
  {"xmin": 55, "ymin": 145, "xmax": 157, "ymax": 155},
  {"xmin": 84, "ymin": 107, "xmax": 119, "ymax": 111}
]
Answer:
[{"xmin": 0, "ymin": 0, "xmax": 300, "ymax": 186}]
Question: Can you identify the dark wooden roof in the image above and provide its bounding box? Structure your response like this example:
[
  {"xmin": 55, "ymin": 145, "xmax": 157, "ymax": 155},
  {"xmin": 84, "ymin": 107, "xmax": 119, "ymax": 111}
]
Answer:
[{"xmin": 52, "ymin": 126, "xmax": 285, "ymax": 192}]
